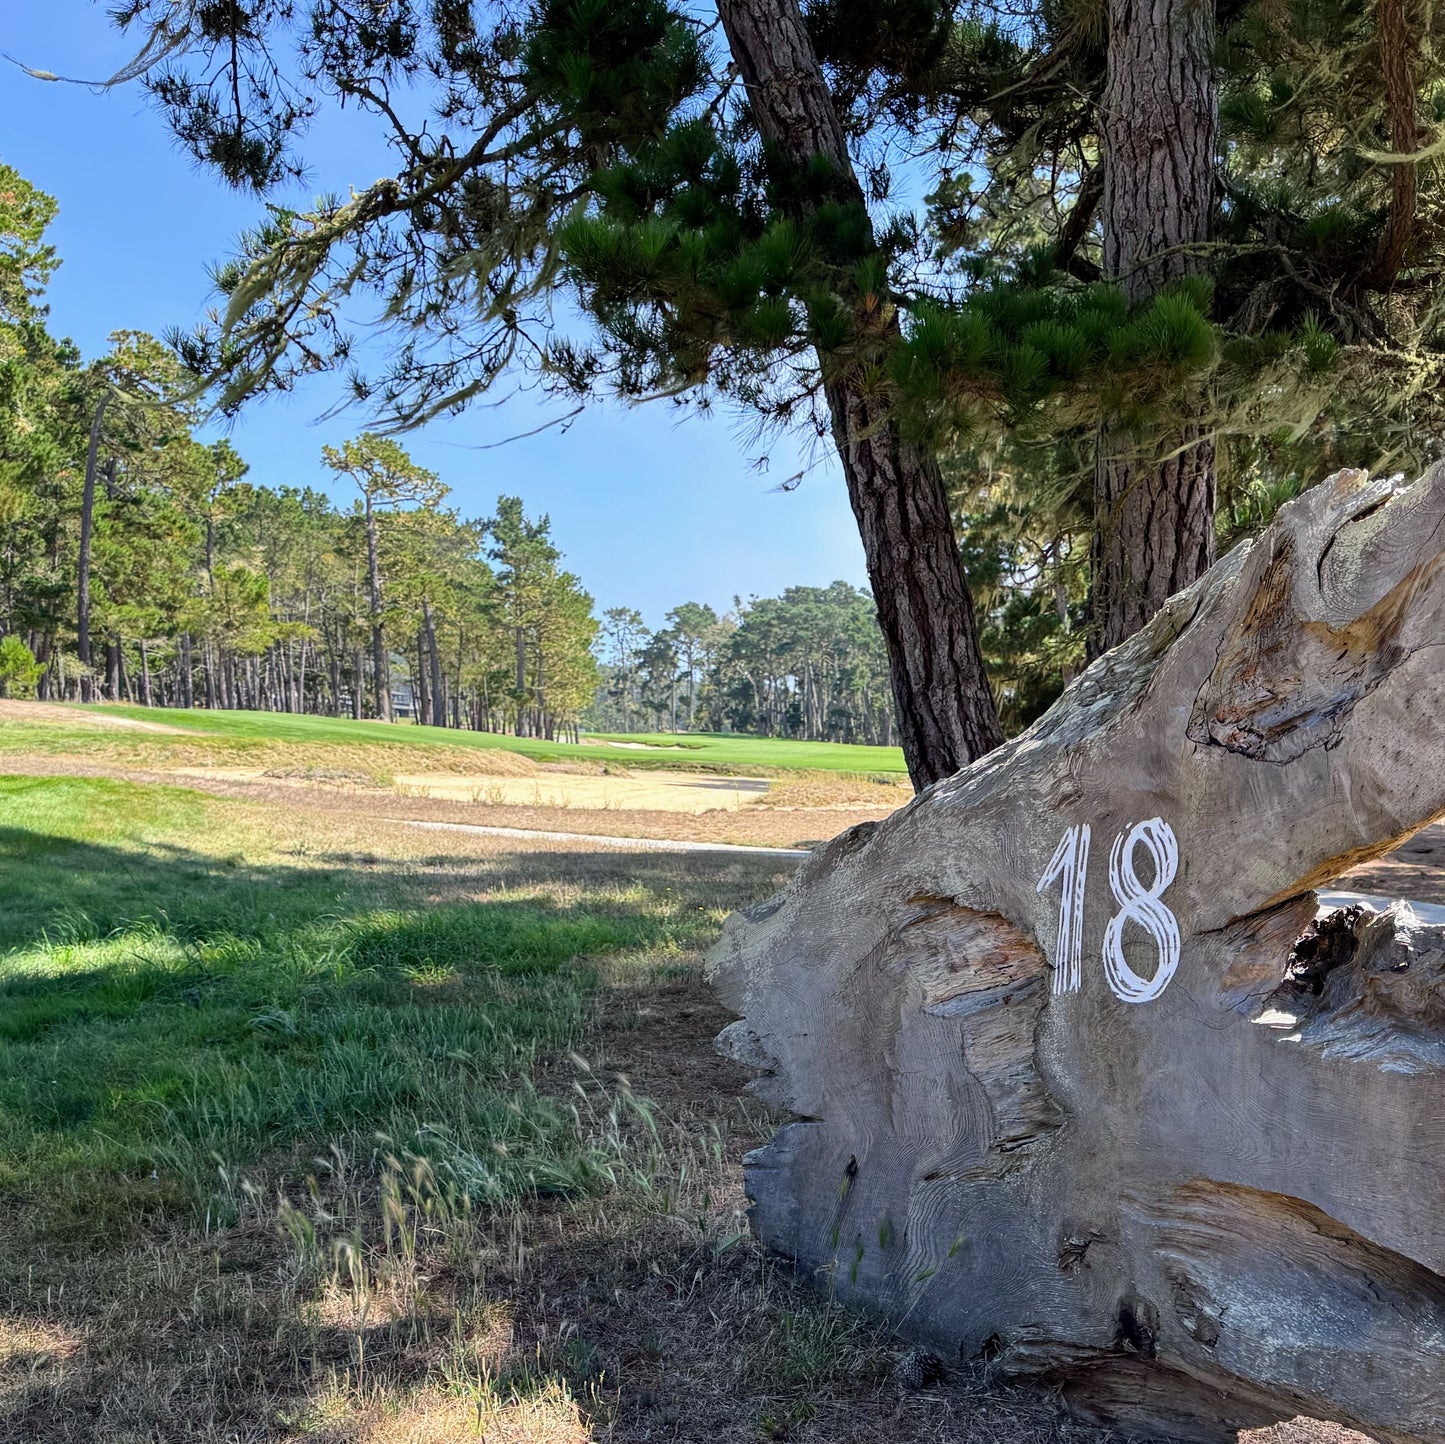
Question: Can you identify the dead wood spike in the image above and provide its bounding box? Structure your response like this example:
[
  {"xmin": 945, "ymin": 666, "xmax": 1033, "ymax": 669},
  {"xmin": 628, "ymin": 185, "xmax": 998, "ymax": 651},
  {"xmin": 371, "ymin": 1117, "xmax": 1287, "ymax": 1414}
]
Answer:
[{"xmin": 709, "ymin": 464, "xmax": 1445, "ymax": 1443}]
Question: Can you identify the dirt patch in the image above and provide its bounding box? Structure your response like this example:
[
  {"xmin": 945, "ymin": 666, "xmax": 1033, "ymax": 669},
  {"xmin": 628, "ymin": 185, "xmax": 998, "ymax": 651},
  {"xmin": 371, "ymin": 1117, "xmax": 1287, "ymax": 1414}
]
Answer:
[
  {"xmin": 1246, "ymin": 1425, "xmax": 1372, "ymax": 1444},
  {"xmin": 0, "ymin": 754, "xmax": 883, "ymax": 849},
  {"xmin": 284, "ymin": 786, "xmax": 879, "ymax": 850},
  {"xmin": 164, "ymin": 746, "xmax": 542, "ymax": 792},
  {"xmin": 0, "ymin": 700, "xmax": 192, "ymax": 734},
  {"xmin": 757, "ymin": 773, "xmax": 912, "ymax": 810}
]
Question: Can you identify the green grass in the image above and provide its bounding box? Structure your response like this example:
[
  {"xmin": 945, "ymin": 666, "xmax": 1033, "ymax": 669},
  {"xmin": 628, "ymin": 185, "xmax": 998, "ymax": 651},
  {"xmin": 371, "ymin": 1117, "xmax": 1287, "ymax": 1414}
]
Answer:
[
  {"xmin": 584, "ymin": 729, "xmax": 909, "ymax": 774},
  {"xmin": 0, "ymin": 772, "xmax": 1097, "ymax": 1444},
  {"xmin": 0, "ymin": 774, "xmax": 776, "ymax": 1226},
  {"xmin": 41, "ymin": 703, "xmax": 909, "ymax": 775}
]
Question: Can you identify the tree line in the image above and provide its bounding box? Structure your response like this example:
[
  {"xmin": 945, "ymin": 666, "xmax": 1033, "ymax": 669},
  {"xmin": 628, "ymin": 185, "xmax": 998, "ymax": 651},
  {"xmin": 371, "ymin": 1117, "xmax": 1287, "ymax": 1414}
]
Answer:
[
  {"xmin": 17, "ymin": 0, "xmax": 1445, "ymax": 779},
  {"xmin": 1, "ymin": 159, "xmax": 899, "ymax": 743},
  {"xmin": 82, "ymin": 0, "xmax": 1444, "ymax": 787},
  {"xmin": 590, "ymin": 582, "xmax": 898, "ymax": 744},
  {"xmin": 0, "ymin": 168, "xmax": 598, "ymax": 734}
]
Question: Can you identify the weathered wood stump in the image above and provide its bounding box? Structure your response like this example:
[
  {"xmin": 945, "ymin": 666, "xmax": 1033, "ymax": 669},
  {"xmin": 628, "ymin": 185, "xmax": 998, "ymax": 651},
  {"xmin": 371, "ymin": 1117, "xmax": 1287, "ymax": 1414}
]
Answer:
[{"xmin": 708, "ymin": 465, "xmax": 1445, "ymax": 1442}]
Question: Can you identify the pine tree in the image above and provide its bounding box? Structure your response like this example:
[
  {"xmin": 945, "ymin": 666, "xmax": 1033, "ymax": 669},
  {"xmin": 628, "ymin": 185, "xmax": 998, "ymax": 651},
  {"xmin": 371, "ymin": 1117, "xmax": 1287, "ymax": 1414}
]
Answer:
[
  {"xmin": 321, "ymin": 434, "xmax": 448, "ymax": 721},
  {"xmin": 66, "ymin": 1, "xmax": 1445, "ymax": 772},
  {"xmin": 79, "ymin": 0, "xmax": 1005, "ymax": 784},
  {"xmin": 485, "ymin": 497, "xmax": 599, "ymax": 738}
]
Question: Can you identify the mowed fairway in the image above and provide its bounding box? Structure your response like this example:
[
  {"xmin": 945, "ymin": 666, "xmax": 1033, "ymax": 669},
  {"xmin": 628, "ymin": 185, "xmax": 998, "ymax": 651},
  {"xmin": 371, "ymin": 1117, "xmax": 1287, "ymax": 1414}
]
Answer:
[
  {"xmin": 0, "ymin": 702, "xmax": 914, "ymax": 850},
  {"xmin": 37, "ymin": 704, "xmax": 911, "ymax": 776}
]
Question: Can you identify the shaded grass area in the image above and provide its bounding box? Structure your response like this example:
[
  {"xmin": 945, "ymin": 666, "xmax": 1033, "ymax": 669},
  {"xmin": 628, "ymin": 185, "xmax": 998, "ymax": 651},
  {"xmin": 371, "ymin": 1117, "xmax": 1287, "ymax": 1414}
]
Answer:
[
  {"xmin": 0, "ymin": 776, "xmax": 773, "ymax": 1226},
  {"xmin": 37, "ymin": 704, "xmax": 911, "ymax": 776},
  {"xmin": 0, "ymin": 773, "xmax": 1337, "ymax": 1443}
]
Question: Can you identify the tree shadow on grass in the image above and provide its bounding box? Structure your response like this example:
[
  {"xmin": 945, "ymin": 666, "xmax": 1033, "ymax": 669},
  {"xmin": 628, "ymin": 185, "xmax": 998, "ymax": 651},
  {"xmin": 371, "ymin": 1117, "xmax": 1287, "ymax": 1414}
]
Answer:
[
  {"xmin": 0, "ymin": 819, "xmax": 787, "ymax": 1213},
  {"xmin": 0, "ymin": 822, "xmax": 787, "ymax": 964}
]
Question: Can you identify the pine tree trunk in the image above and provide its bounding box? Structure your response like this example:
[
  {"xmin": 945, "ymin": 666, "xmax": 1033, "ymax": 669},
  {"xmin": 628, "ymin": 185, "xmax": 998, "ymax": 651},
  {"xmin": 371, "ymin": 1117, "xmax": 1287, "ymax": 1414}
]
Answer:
[
  {"xmin": 180, "ymin": 633, "xmax": 194, "ymax": 707},
  {"xmin": 1091, "ymin": 0, "xmax": 1218, "ymax": 657},
  {"xmin": 515, "ymin": 626, "xmax": 527, "ymax": 737},
  {"xmin": 76, "ymin": 392, "xmax": 111, "ymax": 704},
  {"xmin": 36, "ymin": 634, "xmax": 52, "ymax": 701},
  {"xmin": 414, "ymin": 630, "xmax": 429, "ymax": 725},
  {"xmin": 716, "ymin": 0, "xmax": 1003, "ymax": 788},
  {"xmin": 422, "ymin": 600, "xmax": 445, "ymax": 727},
  {"xmin": 363, "ymin": 493, "xmax": 391, "ymax": 721}
]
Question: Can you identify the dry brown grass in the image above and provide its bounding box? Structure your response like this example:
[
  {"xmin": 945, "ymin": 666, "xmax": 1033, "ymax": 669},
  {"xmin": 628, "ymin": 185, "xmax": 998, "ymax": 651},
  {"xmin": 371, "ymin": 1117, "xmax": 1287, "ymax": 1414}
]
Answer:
[
  {"xmin": 0, "ymin": 949, "xmax": 1110, "ymax": 1444},
  {"xmin": 45, "ymin": 737, "xmax": 546, "ymax": 781},
  {"xmin": 390, "ymin": 770, "xmax": 769, "ymax": 814},
  {"xmin": 0, "ymin": 940, "xmax": 1364, "ymax": 1444},
  {"xmin": 755, "ymin": 773, "xmax": 913, "ymax": 811},
  {"xmin": 0, "ymin": 753, "xmax": 890, "ymax": 849},
  {"xmin": 0, "ymin": 700, "xmax": 192, "ymax": 733}
]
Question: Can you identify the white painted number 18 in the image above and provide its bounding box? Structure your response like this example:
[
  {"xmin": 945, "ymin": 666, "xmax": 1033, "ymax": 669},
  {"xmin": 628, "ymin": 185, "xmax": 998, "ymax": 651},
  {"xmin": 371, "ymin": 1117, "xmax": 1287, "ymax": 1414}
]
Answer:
[{"xmin": 1036, "ymin": 817, "xmax": 1181, "ymax": 1003}]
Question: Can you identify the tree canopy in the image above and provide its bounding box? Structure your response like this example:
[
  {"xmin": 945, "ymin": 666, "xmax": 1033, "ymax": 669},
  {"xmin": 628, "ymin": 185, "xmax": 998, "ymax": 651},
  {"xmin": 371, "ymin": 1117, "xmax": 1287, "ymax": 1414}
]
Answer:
[
  {"xmin": 72, "ymin": 0, "xmax": 1445, "ymax": 780},
  {"xmin": 17, "ymin": 0, "xmax": 1445, "ymax": 778},
  {"xmin": 0, "ymin": 155, "xmax": 601, "ymax": 731}
]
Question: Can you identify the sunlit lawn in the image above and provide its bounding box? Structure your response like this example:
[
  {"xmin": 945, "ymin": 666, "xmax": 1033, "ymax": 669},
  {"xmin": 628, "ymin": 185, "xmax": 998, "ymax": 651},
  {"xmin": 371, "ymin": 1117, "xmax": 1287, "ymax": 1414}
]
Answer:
[
  {"xmin": 13, "ymin": 703, "xmax": 911, "ymax": 775},
  {"xmin": 0, "ymin": 774, "xmax": 773, "ymax": 1222}
]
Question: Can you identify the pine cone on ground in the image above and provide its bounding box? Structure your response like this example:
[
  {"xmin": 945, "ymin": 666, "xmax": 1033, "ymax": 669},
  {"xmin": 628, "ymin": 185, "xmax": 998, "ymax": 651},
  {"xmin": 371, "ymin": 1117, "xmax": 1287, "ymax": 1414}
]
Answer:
[{"xmin": 895, "ymin": 1346, "xmax": 945, "ymax": 1390}]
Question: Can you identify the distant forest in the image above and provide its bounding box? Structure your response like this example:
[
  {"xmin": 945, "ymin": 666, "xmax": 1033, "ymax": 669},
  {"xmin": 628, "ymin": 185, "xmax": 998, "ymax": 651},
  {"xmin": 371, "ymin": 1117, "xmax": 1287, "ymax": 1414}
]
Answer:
[
  {"xmin": 0, "ymin": 158, "xmax": 1047, "ymax": 748},
  {"xmin": 0, "ymin": 159, "xmax": 922, "ymax": 747},
  {"xmin": 587, "ymin": 584, "xmax": 897, "ymax": 746}
]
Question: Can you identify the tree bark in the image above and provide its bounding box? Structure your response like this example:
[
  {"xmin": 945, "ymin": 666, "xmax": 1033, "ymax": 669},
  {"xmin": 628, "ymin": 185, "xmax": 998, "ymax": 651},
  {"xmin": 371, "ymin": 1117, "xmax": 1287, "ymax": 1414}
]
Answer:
[
  {"xmin": 514, "ymin": 625, "xmax": 527, "ymax": 736},
  {"xmin": 711, "ymin": 463, "xmax": 1445, "ymax": 1443},
  {"xmin": 76, "ymin": 390, "xmax": 111, "ymax": 704},
  {"xmin": 106, "ymin": 639, "xmax": 123, "ymax": 703},
  {"xmin": 1090, "ymin": 0, "xmax": 1218, "ymax": 657},
  {"xmin": 180, "ymin": 632, "xmax": 194, "ymax": 708},
  {"xmin": 1366, "ymin": 0, "xmax": 1419, "ymax": 288},
  {"xmin": 414, "ymin": 630, "xmax": 429, "ymax": 724},
  {"xmin": 363, "ymin": 492, "xmax": 391, "ymax": 721},
  {"xmin": 423, "ymin": 599, "xmax": 446, "ymax": 727},
  {"xmin": 715, "ymin": 0, "xmax": 1004, "ymax": 787}
]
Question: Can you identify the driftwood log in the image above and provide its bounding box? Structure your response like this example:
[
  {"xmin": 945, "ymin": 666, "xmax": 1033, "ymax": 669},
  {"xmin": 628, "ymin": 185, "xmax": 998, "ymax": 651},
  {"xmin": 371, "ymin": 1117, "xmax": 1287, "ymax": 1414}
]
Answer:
[{"xmin": 708, "ymin": 464, "xmax": 1445, "ymax": 1442}]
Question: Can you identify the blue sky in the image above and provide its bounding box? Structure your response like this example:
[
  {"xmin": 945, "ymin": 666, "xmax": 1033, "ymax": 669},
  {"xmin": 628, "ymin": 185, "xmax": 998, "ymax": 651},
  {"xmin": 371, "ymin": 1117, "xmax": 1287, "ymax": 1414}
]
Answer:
[{"xmin": 0, "ymin": 3, "xmax": 868, "ymax": 628}]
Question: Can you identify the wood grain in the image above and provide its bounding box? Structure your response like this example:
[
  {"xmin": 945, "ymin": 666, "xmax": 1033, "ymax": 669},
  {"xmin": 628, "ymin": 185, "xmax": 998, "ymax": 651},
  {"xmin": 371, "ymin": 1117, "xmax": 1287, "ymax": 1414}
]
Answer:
[{"xmin": 709, "ymin": 463, "xmax": 1445, "ymax": 1441}]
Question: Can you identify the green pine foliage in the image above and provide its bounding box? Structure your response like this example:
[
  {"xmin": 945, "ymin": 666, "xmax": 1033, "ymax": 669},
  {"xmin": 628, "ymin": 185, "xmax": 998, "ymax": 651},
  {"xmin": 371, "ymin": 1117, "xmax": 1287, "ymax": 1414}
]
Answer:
[
  {"xmin": 0, "ymin": 157, "xmax": 603, "ymax": 732},
  {"xmin": 81, "ymin": 0, "xmax": 1445, "ymax": 727}
]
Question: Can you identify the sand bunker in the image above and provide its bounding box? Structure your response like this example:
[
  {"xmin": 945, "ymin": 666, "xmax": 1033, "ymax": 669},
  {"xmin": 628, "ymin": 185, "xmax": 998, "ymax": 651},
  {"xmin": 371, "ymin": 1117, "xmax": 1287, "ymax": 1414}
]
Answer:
[
  {"xmin": 158, "ymin": 763, "xmax": 770, "ymax": 813},
  {"xmin": 392, "ymin": 770, "xmax": 769, "ymax": 813},
  {"xmin": 577, "ymin": 737, "xmax": 691, "ymax": 752}
]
